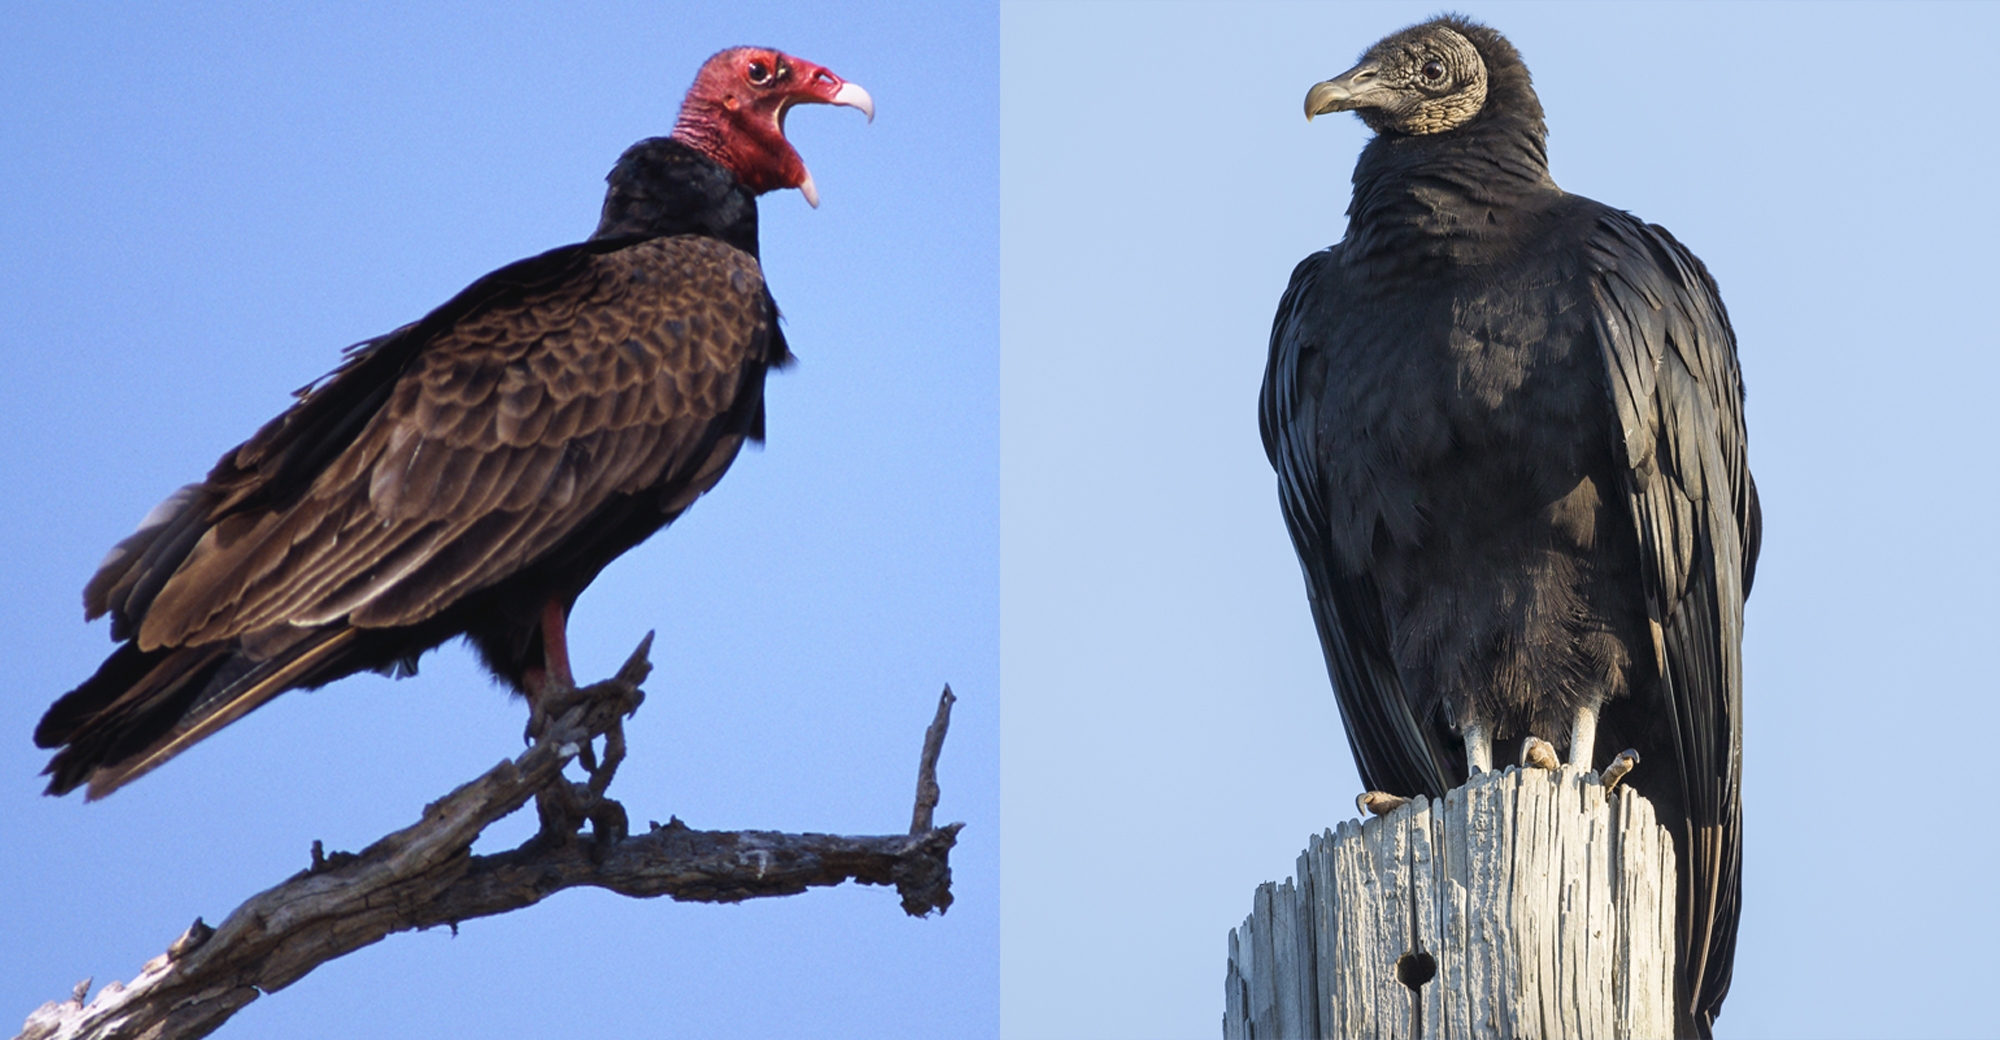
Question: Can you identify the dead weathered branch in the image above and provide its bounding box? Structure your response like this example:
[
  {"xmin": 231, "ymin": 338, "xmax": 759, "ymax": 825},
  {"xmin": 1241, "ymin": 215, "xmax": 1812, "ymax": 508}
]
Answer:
[
  {"xmin": 911, "ymin": 684, "xmax": 954, "ymax": 835},
  {"xmin": 17, "ymin": 637, "xmax": 962, "ymax": 1040}
]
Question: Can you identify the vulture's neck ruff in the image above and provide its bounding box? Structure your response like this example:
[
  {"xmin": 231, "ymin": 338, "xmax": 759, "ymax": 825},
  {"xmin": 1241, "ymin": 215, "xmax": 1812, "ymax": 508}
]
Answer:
[
  {"xmin": 1329, "ymin": 18, "xmax": 1559, "ymax": 265},
  {"xmin": 593, "ymin": 48, "xmax": 872, "ymax": 251}
]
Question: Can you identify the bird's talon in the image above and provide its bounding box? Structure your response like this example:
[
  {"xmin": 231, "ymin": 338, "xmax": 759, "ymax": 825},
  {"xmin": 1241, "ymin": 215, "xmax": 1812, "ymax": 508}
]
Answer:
[
  {"xmin": 1521, "ymin": 736, "xmax": 1560, "ymax": 770},
  {"xmin": 1599, "ymin": 749, "xmax": 1641, "ymax": 791},
  {"xmin": 1357, "ymin": 791, "xmax": 1411, "ymax": 817}
]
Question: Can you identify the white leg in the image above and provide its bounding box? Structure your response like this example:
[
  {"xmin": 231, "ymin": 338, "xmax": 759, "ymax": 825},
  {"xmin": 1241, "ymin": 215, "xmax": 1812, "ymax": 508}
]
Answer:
[
  {"xmin": 1569, "ymin": 703, "xmax": 1599, "ymax": 769},
  {"xmin": 1464, "ymin": 721, "xmax": 1493, "ymax": 775}
]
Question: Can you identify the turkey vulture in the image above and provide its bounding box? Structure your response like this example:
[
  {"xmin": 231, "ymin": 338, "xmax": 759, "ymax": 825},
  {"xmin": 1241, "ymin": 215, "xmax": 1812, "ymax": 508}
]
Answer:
[
  {"xmin": 36, "ymin": 46, "xmax": 873, "ymax": 800},
  {"xmin": 1261, "ymin": 17, "xmax": 1757, "ymax": 1037}
]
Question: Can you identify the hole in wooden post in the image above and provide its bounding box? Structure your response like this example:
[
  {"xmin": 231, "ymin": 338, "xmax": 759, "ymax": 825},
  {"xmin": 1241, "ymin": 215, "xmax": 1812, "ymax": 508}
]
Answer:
[
  {"xmin": 1396, "ymin": 950, "xmax": 1436, "ymax": 990},
  {"xmin": 1398, "ymin": 949, "xmax": 1436, "ymax": 1037}
]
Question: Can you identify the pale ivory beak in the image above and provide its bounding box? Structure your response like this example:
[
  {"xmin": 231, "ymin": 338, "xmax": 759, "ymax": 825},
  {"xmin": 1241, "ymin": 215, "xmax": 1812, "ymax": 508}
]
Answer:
[{"xmin": 831, "ymin": 81, "xmax": 874, "ymax": 122}]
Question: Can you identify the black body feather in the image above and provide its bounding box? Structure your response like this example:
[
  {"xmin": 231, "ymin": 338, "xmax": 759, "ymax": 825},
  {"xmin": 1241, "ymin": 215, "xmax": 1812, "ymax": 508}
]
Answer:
[{"xmin": 1263, "ymin": 17, "xmax": 1757, "ymax": 1036}]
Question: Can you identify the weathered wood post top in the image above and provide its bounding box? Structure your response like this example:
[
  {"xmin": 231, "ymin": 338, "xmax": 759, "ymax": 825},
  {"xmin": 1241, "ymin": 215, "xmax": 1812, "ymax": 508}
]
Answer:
[{"xmin": 1225, "ymin": 765, "xmax": 1676, "ymax": 1039}]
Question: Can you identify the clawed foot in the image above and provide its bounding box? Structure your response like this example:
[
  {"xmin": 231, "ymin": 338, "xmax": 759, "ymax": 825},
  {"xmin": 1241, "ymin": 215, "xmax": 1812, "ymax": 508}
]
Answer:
[
  {"xmin": 1598, "ymin": 748, "xmax": 1640, "ymax": 791},
  {"xmin": 527, "ymin": 633, "xmax": 652, "ymax": 855},
  {"xmin": 523, "ymin": 674, "xmax": 578, "ymax": 746},
  {"xmin": 1357, "ymin": 791, "xmax": 1411, "ymax": 817},
  {"xmin": 1520, "ymin": 736, "xmax": 1560, "ymax": 770}
]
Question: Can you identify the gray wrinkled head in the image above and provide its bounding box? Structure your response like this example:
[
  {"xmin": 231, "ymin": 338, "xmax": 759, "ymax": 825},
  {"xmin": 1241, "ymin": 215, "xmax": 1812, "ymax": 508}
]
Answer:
[{"xmin": 1306, "ymin": 21, "xmax": 1490, "ymax": 136}]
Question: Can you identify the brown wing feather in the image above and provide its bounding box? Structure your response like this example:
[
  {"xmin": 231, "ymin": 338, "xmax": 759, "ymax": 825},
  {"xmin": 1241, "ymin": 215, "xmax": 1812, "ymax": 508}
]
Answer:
[{"xmin": 135, "ymin": 235, "xmax": 770, "ymax": 649}]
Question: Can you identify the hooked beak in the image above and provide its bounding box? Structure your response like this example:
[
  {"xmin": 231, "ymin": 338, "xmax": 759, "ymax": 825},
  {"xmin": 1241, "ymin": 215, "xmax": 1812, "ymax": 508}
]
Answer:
[
  {"xmin": 1305, "ymin": 62, "xmax": 1386, "ymax": 121},
  {"xmin": 830, "ymin": 81, "xmax": 874, "ymax": 123}
]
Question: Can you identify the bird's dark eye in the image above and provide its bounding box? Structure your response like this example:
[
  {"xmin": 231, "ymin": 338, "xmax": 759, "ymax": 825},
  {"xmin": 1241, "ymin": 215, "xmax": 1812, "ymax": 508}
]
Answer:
[
  {"xmin": 1421, "ymin": 59, "xmax": 1445, "ymax": 82},
  {"xmin": 747, "ymin": 61, "xmax": 771, "ymax": 85}
]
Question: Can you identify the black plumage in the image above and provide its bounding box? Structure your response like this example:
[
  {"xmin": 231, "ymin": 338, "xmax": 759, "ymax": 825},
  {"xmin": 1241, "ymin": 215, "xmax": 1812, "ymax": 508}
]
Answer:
[
  {"xmin": 1261, "ymin": 17, "xmax": 1757, "ymax": 1036},
  {"xmin": 37, "ymin": 47, "xmax": 872, "ymax": 800}
]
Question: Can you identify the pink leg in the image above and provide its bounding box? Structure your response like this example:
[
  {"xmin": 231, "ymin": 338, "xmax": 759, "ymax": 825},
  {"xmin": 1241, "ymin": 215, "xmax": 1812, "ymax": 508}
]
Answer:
[{"xmin": 540, "ymin": 598, "xmax": 575, "ymax": 690}]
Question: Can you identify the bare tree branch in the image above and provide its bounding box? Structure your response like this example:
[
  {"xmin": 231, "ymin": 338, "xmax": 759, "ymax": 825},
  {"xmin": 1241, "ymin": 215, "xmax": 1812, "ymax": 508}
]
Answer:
[
  {"xmin": 911, "ymin": 684, "xmax": 954, "ymax": 835},
  {"xmin": 16, "ymin": 637, "xmax": 961, "ymax": 1040}
]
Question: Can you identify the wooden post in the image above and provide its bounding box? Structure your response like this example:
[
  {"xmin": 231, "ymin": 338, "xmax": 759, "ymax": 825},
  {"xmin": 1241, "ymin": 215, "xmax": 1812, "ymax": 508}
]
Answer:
[{"xmin": 1224, "ymin": 765, "xmax": 1676, "ymax": 1039}]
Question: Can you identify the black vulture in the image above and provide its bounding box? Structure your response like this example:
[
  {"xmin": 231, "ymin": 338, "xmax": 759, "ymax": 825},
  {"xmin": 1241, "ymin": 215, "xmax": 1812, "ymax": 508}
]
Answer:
[
  {"xmin": 1260, "ymin": 17, "xmax": 1757, "ymax": 1036},
  {"xmin": 36, "ymin": 47, "xmax": 873, "ymax": 799}
]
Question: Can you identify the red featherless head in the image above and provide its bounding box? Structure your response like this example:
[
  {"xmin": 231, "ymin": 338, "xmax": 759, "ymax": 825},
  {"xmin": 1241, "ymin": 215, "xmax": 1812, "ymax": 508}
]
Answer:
[{"xmin": 670, "ymin": 47, "xmax": 873, "ymax": 207}]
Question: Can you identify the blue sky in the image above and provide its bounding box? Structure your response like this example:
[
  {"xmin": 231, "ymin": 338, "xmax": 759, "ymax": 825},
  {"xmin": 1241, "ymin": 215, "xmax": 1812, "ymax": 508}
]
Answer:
[
  {"xmin": 0, "ymin": 3, "xmax": 995, "ymax": 1037},
  {"xmin": 1002, "ymin": 3, "xmax": 1999, "ymax": 1038}
]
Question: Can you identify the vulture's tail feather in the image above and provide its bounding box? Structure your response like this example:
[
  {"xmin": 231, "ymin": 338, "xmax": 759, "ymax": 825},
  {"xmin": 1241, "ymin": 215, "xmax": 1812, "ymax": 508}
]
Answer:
[{"xmin": 38, "ymin": 629, "xmax": 356, "ymax": 798}]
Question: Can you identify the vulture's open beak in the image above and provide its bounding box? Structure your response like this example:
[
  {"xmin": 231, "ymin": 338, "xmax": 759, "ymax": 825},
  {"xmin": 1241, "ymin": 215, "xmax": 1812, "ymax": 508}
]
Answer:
[{"xmin": 1306, "ymin": 63, "xmax": 1387, "ymax": 120}]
